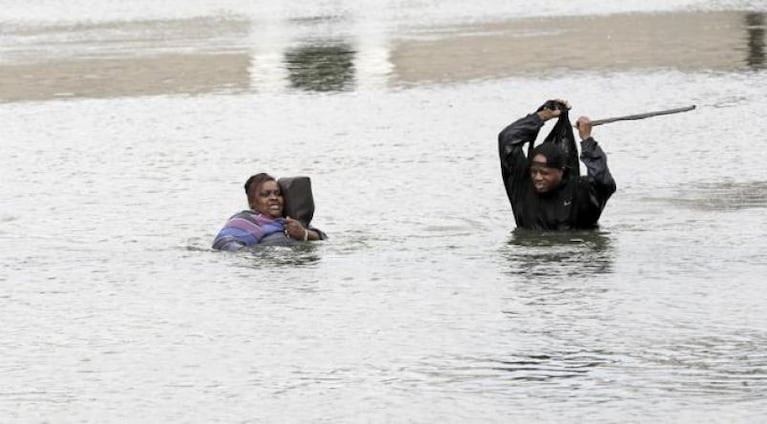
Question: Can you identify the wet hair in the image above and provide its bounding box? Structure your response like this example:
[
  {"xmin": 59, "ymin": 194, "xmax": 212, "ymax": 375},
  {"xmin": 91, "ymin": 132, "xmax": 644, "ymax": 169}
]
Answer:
[
  {"xmin": 244, "ymin": 173, "xmax": 276, "ymax": 206},
  {"xmin": 530, "ymin": 143, "xmax": 566, "ymax": 169}
]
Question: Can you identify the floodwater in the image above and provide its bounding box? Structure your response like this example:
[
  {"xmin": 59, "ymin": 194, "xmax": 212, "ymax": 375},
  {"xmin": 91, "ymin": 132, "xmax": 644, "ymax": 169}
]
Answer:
[{"xmin": 2, "ymin": 1, "xmax": 767, "ymax": 422}]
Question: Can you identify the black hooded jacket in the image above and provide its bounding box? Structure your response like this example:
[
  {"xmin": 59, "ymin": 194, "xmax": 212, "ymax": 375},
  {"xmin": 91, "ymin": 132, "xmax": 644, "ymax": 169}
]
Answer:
[{"xmin": 498, "ymin": 113, "xmax": 616, "ymax": 230}]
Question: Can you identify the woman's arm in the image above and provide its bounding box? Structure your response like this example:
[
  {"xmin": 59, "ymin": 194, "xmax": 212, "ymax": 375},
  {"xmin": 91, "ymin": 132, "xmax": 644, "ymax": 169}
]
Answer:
[
  {"xmin": 285, "ymin": 217, "xmax": 326, "ymax": 241},
  {"xmin": 305, "ymin": 228, "xmax": 325, "ymax": 241}
]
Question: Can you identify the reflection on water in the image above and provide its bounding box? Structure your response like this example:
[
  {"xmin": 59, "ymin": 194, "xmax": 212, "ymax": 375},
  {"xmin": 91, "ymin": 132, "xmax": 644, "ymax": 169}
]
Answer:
[
  {"xmin": 391, "ymin": 11, "xmax": 764, "ymax": 84},
  {"xmin": 1, "ymin": 10, "xmax": 766, "ymax": 102},
  {"xmin": 0, "ymin": 16, "xmax": 252, "ymax": 102},
  {"xmin": 746, "ymin": 13, "xmax": 766, "ymax": 69},
  {"xmin": 284, "ymin": 43, "xmax": 356, "ymax": 92},
  {"xmin": 503, "ymin": 230, "xmax": 613, "ymax": 278}
]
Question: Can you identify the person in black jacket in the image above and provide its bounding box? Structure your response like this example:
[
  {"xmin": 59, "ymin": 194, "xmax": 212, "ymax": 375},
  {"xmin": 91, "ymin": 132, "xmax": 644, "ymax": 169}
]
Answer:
[{"xmin": 498, "ymin": 99, "xmax": 616, "ymax": 230}]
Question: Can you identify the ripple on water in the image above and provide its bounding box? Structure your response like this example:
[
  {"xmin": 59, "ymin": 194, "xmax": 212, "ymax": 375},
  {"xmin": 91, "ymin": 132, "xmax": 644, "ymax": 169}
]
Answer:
[
  {"xmin": 643, "ymin": 180, "xmax": 767, "ymax": 211},
  {"xmin": 502, "ymin": 230, "xmax": 615, "ymax": 279},
  {"xmin": 629, "ymin": 331, "xmax": 767, "ymax": 401}
]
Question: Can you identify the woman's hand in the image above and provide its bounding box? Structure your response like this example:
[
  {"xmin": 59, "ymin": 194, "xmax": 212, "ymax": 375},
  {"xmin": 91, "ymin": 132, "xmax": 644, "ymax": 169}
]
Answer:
[
  {"xmin": 284, "ymin": 217, "xmax": 308, "ymax": 240},
  {"xmin": 285, "ymin": 217, "xmax": 320, "ymax": 241}
]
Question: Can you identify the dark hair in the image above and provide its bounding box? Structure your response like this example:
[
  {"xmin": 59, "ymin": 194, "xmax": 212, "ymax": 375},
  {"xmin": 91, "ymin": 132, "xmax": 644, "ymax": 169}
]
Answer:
[
  {"xmin": 244, "ymin": 173, "xmax": 276, "ymax": 206},
  {"xmin": 530, "ymin": 143, "xmax": 566, "ymax": 169}
]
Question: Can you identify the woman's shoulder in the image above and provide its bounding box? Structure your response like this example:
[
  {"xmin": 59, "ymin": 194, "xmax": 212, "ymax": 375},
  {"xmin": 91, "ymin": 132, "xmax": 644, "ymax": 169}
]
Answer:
[{"xmin": 227, "ymin": 209, "xmax": 260, "ymax": 221}]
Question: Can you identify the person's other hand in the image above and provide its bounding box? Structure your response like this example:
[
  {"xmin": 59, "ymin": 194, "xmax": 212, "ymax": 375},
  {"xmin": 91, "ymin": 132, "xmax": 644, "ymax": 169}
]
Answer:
[
  {"xmin": 284, "ymin": 217, "xmax": 307, "ymax": 240},
  {"xmin": 575, "ymin": 116, "xmax": 592, "ymax": 140}
]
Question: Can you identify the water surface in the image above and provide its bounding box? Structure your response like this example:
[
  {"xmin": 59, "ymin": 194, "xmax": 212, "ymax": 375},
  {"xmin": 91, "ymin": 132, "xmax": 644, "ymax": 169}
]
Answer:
[{"xmin": 1, "ymin": 1, "xmax": 766, "ymax": 423}]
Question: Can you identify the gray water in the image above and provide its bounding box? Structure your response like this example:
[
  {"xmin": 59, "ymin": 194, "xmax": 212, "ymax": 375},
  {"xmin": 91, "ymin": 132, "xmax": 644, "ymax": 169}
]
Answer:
[{"xmin": 2, "ymin": 1, "xmax": 767, "ymax": 422}]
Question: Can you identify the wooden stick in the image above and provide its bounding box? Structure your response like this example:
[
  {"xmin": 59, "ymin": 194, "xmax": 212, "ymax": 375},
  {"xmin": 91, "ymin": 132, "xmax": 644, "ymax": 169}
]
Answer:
[{"xmin": 583, "ymin": 105, "xmax": 697, "ymax": 127}]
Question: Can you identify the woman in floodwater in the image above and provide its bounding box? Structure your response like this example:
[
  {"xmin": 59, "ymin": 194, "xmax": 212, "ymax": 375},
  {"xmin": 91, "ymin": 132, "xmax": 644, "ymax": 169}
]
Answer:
[{"xmin": 212, "ymin": 173, "xmax": 326, "ymax": 251}]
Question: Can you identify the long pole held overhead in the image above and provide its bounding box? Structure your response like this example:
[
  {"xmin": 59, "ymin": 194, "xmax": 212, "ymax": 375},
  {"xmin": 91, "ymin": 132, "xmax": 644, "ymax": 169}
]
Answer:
[{"xmin": 583, "ymin": 105, "xmax": 697, "ymax": 127}]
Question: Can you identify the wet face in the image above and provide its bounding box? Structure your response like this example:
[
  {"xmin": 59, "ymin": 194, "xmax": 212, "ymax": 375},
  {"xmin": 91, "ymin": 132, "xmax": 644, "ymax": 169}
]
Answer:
[
  {"xmin": 252, "ymin": 180, "xmax": 284, "ymax": 218},
  {"xmin": 530, "ymin": 153, "xmax": 564, "ymax": 193}
]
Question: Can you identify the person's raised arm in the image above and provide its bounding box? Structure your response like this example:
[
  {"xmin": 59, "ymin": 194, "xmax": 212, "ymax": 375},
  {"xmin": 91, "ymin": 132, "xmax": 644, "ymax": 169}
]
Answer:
[
  {"xmin": 575, "ymin": 116, "xmax": 617, "ymax": 200},
  {"xmin": 498, "ymin": 104, "xmax": 561, "ymax": 172}
]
